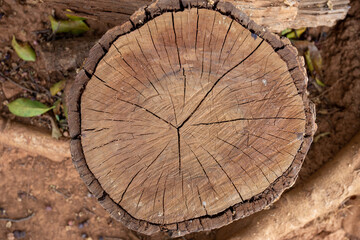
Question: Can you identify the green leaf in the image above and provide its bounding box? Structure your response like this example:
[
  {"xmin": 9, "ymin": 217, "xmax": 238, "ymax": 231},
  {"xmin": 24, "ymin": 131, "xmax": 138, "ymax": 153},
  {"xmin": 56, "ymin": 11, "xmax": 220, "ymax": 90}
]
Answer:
[
  {"xmin": 53, "ymin": 99, "xmax": 62, "ymax": 116},
  {"xmin": 63, "ymin": 103, "xmax": 68, "ymax": 120},
  {"xmin": 305, "ymin": 45, "xmax": 325, "ymax": 87},
  {"xmin": 65, "ymin": 13, "xmax": 87, "ymax": 21},
  {"xmin": 314, "ymin": 132, "xmax": 331, "ymax": 143},
  {"xmin": 308, "ymin": 44, "xmax": 322, "ymax": 76},
  {"xmin": 281, "ymin": 28, "xmax": 293, "ymax": 36},
  {"xmin": 49, "ymin": 16, "xmax": 89, "ymax": 35},
  {"xmin": 65, "ymin": 9, "xmax": 87, "ymax": 20},
  {"xmin": 50, "ymin": 80, "xmax": 66, "ymax": 96},
  {"xmin": 316, "ymin": 77, "xmax": 326, "ymax": 87},
  {"xmin": 7, "ymin": 98, "xmax": 55, "ymax": 117},
  {"xmin": 286, "ymin": 28, "xmax": 306, "ymax": 39},
  {"xmin": 49, "ymin": 115, "xmax": 62, "ymax": 139},
  {"xmin": 11, "ymin": 36, "xmax": 36, "ymax": 62},
  {"xmin": 304, "ymin": 49, "xmax": 314, "ymax": 73}
]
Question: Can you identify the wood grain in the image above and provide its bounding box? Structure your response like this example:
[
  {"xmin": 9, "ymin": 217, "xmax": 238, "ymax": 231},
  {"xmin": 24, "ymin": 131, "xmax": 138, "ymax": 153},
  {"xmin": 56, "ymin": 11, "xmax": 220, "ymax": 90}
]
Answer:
[{"xmin": 68, "ymin": 0, "xmax": 316, "ymax": 237}]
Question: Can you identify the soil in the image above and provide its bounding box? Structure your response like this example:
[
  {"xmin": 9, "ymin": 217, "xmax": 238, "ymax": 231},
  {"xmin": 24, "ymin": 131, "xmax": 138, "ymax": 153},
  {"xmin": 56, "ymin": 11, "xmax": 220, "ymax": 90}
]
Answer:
[
  {"xmin": 0, "ymin": 145, "xmax": 140, "ymax": 240},
  {"xmin": 0, "ymin": 0, "xmax": 359, "ymax": 239},
  {"xmin": 282, "ymin": 195, "xmax": 360, "ymax": 240},
  {"xmin": 299, "ymin": 0, "xmax": 360, "ymax": 180}
]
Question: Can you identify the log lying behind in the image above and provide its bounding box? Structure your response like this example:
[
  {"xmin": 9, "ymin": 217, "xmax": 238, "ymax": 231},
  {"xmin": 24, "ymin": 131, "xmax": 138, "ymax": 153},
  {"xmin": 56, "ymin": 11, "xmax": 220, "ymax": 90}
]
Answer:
[
  {"xmin": 45, "ymin": 0, "xmax": 350, "ymax": 32},
  {"xmin": 218, "ymin": 130, "xmax": 360, "ymax": 240},
  {"xmin": 45, "ymin": 0, "xmax": 150, "ymax": 27},
  {"xmin": 68, "ymin": 0, "xmax": 316, "ymax": 237},
  {"xmin": 0, "ymin": 117, "xmax": 70, "ymax": 162}
]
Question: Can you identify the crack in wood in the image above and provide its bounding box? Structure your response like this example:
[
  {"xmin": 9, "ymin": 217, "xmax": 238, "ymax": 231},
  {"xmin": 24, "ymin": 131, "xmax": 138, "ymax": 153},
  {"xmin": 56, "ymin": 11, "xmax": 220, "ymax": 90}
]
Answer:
[
  {"xmin": 171, "ymin": 12, "xmax": 182, "ymax": 69},
  {"xmin": 116, "ymin": 98, "xmax": 176, "ymax": 128},
  {"xmin": 192, "ymin": 116, "xmax": 305, "ymax": 126},
  {"xmin": 201, "ymin": 146, "xmax": 244, "ymax": 201},
  {"xmin": 177, "ymin": 39, "xmax": 264, "ymax": 129},
  {"xmin": 185, "ymin": 140, "xmax": 218, "ymax": 196},
  {"xmin": 197, "ymin": 186, "xmax": 208, "ymax": 215}
]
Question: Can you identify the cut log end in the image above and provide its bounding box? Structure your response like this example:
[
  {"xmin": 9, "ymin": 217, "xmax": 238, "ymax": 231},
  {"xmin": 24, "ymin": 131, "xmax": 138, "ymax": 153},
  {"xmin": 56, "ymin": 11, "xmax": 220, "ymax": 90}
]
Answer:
[{"xmin": 68, "ymin": 0, "xmax": 316, "ymax": 237}]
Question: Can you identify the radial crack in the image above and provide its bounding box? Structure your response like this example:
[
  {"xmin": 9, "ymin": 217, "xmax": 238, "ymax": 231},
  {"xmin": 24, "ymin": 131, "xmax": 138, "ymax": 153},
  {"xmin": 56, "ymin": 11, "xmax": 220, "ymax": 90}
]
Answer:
[
  {"xmin": 177, "ymin": 128, "xmax": 181, "ymax": 175},
  {"xmin": 193, "ymin": 116, "xmax": 305, "ymax": 126},
  {"xmin": 117, "ymin": 98, "xmax": 176, "ymax": 128},
  {"xmin": 202, "ymin": 147, "xmax": 244, "ymax": 201},
  {"xmin": 178, "ymin": 40, "xmax": 265, "ymax": 129}
]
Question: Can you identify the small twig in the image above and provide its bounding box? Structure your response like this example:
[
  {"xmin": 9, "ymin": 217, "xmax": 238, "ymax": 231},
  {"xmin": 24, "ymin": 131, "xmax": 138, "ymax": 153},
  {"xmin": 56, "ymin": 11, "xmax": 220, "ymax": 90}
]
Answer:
[
  {"xmin": 128, "ymin": 232, "xmax": 140, "ymax": 240},
  {"xmin": 0, "ymin": 72, "xmax": 38, "ymax": 95},
  {"xmin": 103, "ymin": 237, "xmax": 125, "ymax": 240},
  {"xmin": 0, "ymin": 212, "xmax": 35, "ymax": 222},
  {"xmin": 82, "ymin": 207, "xmax": 95, "ymax": 215},
  {"xmin": 27, "ymin": 72, "xmax": 55, "ymax": 98},
  {"xmin": 32, "ymin": 29, "xmax": 52, "ymax": 34},
  {"xmin": 317, "ymin": 76, "xmax": 345, "ymax": 97}
]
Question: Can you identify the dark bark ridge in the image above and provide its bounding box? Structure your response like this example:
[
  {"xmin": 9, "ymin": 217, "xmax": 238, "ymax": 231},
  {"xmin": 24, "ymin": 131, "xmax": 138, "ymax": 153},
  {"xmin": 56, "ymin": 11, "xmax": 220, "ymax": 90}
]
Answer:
[{"xmin": 68, "ymin": 0, "xmax": 316, "ymax": 237}]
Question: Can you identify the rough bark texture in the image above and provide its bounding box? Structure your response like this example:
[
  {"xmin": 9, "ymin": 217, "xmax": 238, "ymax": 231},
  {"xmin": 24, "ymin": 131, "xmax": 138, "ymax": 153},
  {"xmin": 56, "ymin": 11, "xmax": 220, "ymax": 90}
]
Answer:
[
  {"xmin": 45, "ymin": 0, "xmax": 350, "ymax": 32},
  {"xmin": 68, "ymin": 0, "xmax": 316, "ymax": 237}
]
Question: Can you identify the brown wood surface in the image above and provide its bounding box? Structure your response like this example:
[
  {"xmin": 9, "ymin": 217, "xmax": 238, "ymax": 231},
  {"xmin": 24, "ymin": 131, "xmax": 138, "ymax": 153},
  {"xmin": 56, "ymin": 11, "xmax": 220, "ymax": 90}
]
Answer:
[
  {"xmin": 45, "ymin": 0, "xmax": 350, "ymax": 32},
  {"xmin": 68, "ymin": 0, "xmax": 316, "ymax": 237}
]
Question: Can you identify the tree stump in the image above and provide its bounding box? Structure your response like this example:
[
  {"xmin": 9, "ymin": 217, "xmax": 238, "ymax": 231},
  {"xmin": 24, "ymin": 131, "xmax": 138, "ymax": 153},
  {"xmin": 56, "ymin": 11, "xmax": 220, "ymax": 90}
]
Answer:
[{"xmin": 68, "ymin": 0, "xmax": 316, "ymax": 237}]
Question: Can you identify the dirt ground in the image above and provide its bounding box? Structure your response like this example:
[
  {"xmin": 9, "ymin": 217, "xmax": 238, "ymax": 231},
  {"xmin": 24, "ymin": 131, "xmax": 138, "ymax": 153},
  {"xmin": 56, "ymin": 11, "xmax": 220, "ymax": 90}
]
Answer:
[
  {"xmin": 300, "ymin": 0, "xmax": 360, "ymax": 181},
  {"xmin": 0, "ymin": 0, "xmax": 359, "ymax": 239},
  {"xmin": 0, "ymin": 145, "xmax": 143, "ymax": 240}
]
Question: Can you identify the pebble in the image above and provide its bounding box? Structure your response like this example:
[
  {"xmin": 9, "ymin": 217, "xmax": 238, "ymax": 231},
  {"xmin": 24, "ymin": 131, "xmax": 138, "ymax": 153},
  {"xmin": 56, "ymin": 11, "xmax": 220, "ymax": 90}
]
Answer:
[
  {"xmin": 67, "ymin": 220, "xmax": 75, "ymax": 226},
  {"xmin": 13, "ymin": 230, "xmax": 26, "ymax": 239},
  {"xmin": 81, "ymin": 233, "xmax": 88, "ymax": 239},
  {"xmin": 98, "ymin": 237, "xmax": 104, "ymax": 240},
  {"xmin": 4, "ymin": 53, "xmax": 11, "ymax": 60},
  {"xmin": 11, "ymin": 63, "xmax": 18, "ymax": 70},
  {"xmin": 78, "ymin": 222, "xmax": 84, "ymax": 229},
  {"xmin": 6, "ymin": 221, "xmax": 12, "ymax": 228},
  {"xmin": 45, "ymin": 206, "xmax": 52, "ymax": 211},
  {"xmin": 0, "ymin": 207, "xmax": 5, "ymax": 215},
  {"xmin": 2, "ymin": 80, "xmax": 21, "ymax": 98},
  {"xmin": 251, "ymin": 32, "xmax": 257, "ymax": 40},
  {"xmin": 78, "ymin": 220, "xmax": 89, "ymax": 229},
  {"xmin": 20, "ymin": 72, "xmax": 28, "ymax": 78},
  {"xmin": 7, "ymin": 233, "xmax": 14, "ymax": 240}
]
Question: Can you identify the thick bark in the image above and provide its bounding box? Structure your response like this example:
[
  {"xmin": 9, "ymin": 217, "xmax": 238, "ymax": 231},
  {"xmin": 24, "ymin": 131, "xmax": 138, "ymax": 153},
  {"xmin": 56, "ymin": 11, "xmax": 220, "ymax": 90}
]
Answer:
[{"xmin": 45, "ymin": 0, "xmax": 350, "ymax": 32}]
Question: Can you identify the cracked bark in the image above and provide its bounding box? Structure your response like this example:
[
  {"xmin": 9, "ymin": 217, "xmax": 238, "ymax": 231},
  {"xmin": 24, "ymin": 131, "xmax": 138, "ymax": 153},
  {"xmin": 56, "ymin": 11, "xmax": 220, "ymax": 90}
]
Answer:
[{"xmin": 68, "ymin": 0, "xmax": 316, "ymax": 237}]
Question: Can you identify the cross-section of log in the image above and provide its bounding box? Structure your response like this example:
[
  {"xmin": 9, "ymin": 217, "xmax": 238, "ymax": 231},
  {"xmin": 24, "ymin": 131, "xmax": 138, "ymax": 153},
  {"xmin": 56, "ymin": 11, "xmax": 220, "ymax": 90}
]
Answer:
[{"xmin": 68, "ymin": 0, "xmax": 316, "ymax": 237}]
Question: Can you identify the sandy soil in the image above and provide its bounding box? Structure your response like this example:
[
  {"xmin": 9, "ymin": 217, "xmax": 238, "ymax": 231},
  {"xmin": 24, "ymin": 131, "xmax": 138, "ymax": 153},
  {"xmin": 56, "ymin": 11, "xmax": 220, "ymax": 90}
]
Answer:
[
  {"xmin": 300, "ymin": 0, "xmax": 360, "ymax": 180},
  {"xmin": 0, "ymin": 145, "xmax": 143, "ymax": 240}
]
